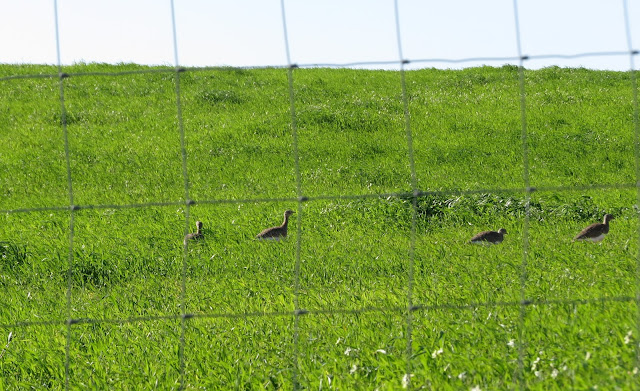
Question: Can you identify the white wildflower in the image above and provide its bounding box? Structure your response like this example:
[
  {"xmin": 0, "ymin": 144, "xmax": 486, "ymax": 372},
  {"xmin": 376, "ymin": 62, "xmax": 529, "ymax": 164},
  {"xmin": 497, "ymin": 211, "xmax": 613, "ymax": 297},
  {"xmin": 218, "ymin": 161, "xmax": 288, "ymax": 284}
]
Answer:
[
  {"xmin": 585, "ymin": 352, "xmax": 591, "ymax": 361},
  {"xmin": 534, "ymin": 370, "xmax": 541, "ymax": 377},
  {"xmin": 471, "ymin": 386, "xmax": 482, "ymax": 391},
  {"xmin": 531, "ymin": 357, "xmax": 541, "ymax": 371},
  {"xmin": 624, "ymin": 331, "xmax": 632, "ymax": 345},
  {"xmin": 350, "ymin": 364, "xmax": 357, "ymax": 374},
  {"xmin": 431, "ymin": 348, "xmax": 444, "ymax": 358},
  {"xmin": 335, "ymin": 337, "xmax": 343, "ymax": 345},
  {"xmin": 344, "ymin": 347, "xmax": 356, "ymax": 356},
  {"xmin": 402, "ymin": 373, "xmax": 414, "ymax": 389},
  {"xmin": 551, "ymin": 369, "xmax": 559, "ymax": 378},
  {"xmin": 458, "ymin": 371, "xmax": 466, "ymax": 380},
  {"xmin": 507, "ymin": 339, "xmax": 515, "ymax": 348},
  {"xmin": 375, "ymin": 349, "xmax": 387, "ymax": 354}
]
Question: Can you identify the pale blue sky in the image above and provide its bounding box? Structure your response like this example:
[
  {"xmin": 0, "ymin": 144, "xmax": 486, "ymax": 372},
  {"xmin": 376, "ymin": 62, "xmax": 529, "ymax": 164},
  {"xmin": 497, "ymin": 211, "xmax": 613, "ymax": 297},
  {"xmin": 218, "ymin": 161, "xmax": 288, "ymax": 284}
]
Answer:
[{"xmin": 1, "ymin": 0, "xmax": 638, "ymax": 71}]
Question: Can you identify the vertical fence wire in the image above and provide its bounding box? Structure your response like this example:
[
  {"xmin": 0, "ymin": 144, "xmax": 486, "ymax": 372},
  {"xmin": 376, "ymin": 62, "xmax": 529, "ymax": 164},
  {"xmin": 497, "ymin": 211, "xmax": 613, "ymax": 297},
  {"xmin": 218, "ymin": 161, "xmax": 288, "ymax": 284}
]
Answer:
[
  {"xmin": 169, "ymin": 0, "xmax": 192, "ymax": 388},
  {"xmin": 511, "ymin": 0, "xmax": 532, "ymax": 388},
  {"xmin": 392, "ymin": 1, "xmax": 419, "ymax": 387},
  {"xmin": 52, "ymin": 0, "xmax": 76, "ymax": 389},
  {"xmin": 279, "ymin": 0, "xmax": 305, "ymax": 388},
  {"xmin": 622, "ymin": 0, "xmax": 640, "ymax": 375}
]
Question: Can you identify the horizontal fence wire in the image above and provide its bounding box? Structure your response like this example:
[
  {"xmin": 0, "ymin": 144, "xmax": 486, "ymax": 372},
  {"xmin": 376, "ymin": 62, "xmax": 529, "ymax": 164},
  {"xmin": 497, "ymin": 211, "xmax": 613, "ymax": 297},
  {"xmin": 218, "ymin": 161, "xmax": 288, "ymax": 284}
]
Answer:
[
  {"xmin": 1, "ymin": 294, "xmax": 638, "ymax": 331},
  {"xmin": 1, "ymin": 51, "xmax": 639, "ymax": 83},
  {"xmin": 0, "ymin": 0, "xmax": 639, "ymax": 389},
  {"xmin": 1, "ymin": 183, "xmax": 639, "ymax": 216}
]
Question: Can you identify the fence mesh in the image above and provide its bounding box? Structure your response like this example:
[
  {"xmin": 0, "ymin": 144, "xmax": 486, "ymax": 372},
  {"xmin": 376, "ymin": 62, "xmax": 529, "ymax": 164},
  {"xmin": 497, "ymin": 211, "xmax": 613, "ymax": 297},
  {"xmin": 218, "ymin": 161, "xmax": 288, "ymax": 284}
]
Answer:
[{"xmin": 0, "ymin": 0, "xmax": 639, "ymax": 389}]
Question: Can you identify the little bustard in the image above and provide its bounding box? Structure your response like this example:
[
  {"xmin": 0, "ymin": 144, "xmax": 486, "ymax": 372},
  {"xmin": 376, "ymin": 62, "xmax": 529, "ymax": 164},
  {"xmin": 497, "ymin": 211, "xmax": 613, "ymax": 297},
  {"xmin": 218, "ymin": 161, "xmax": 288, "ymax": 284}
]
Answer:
[
  {"xmin": 573, "ymin": 214, "xmax": 614, "ymax": 243},
  {"xmin": 469, "ymin": 228, "xmax": 507, "ymax": 244},
  {"xmin": 256, "ymin": 210, "xmax": 295, "ymax": 241},
  {"xmin": 184, "ymin": 220, "xmax": 203, "ymax": 245}
]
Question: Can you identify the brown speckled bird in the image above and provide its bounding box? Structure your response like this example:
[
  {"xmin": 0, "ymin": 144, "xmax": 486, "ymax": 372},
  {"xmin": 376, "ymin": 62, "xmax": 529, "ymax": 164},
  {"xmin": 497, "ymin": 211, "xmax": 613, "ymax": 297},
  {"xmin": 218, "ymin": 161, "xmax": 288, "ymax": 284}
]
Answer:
[
  {"xmin": 469, "ymin": 228, "xmax": 507, "ymax": 245},
  {"xmin": 184, "ymin": 220, "xmax": 203, "ymax": 245},
  {"xmin": 573, "ymin": 214, "xmax": 614, "ymax": 243},
  {"xmin": 256, "ymin": 210, "xmax": 295, "ymax": 241}
]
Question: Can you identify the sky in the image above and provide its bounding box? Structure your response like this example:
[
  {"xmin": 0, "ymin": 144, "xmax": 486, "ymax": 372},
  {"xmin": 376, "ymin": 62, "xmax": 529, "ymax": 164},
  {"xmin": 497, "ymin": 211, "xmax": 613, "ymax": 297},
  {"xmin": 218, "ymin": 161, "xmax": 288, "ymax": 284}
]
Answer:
[{"xmin": 0, "ymin": 0, "xmax": 638, "ymax": 71}]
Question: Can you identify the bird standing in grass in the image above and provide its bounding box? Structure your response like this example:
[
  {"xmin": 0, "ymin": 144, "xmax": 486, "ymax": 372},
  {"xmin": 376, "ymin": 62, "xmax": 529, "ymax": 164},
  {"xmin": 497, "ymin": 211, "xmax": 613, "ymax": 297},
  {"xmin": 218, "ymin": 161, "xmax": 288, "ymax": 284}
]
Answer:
[
  {"xmin": 469, "ymin": 228, "xmax": 507, "ymax": 244},
  {"xmin": 184, "ymin": 220, "xmax": 203, "ymax": 245},
  {"xmin": 573, "ymin": 214, "xmax": 614, "ymax": 243},
  {"xmin": 256, "ymin": 210, "xmax": 295, "ymax": 241}
]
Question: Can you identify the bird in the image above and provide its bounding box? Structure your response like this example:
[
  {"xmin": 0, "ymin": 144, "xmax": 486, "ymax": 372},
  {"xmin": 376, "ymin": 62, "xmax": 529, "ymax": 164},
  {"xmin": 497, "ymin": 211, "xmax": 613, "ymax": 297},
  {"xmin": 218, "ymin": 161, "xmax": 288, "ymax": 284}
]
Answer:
[
  {"xmin": 184, "ymin": 220, "xmax": 203, "ymax": 245},
  {"xmin": 256, "ymin": 210, "xmax": 295, "ymax": 241},
  {"xmin": 573, "ymin": 214, "xmax": 614, "ymax": 243},
  {"xmin": 469, "ymin": 228, "xmax": 507, "ymax": 244}
]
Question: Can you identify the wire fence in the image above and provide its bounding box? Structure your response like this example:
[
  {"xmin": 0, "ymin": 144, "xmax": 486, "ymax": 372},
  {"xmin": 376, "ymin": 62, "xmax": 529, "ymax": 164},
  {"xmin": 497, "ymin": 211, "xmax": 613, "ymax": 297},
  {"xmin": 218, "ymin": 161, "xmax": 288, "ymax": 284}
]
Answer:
[{"xmin": 0, "ymin": 0, "xmax": 639, "ymax": 389}]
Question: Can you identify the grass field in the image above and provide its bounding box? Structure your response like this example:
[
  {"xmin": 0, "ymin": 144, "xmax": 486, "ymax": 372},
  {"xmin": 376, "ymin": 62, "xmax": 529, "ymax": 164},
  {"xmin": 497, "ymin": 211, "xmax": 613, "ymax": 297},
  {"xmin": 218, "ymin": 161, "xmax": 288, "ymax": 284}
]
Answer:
[{"xmin": 0, "ymin": 63, "xmax": 639, "ymax": 389}]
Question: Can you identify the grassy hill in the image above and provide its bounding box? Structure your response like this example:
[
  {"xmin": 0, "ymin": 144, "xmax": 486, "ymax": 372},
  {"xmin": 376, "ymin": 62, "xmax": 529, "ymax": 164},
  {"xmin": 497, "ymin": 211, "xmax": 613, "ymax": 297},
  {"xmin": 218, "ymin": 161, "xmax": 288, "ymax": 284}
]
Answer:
[{"xmin": 0, "ymin": 63, "xmax": 638, "ymax": 389}]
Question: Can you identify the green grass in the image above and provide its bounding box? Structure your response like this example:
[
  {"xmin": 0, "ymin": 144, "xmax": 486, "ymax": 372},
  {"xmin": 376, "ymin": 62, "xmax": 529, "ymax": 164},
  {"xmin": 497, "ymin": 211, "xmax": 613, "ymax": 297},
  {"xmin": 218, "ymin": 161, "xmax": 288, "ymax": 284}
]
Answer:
[{"xmin": 0, "ymin": 63, "xmax": 639, "ymax": 389}]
